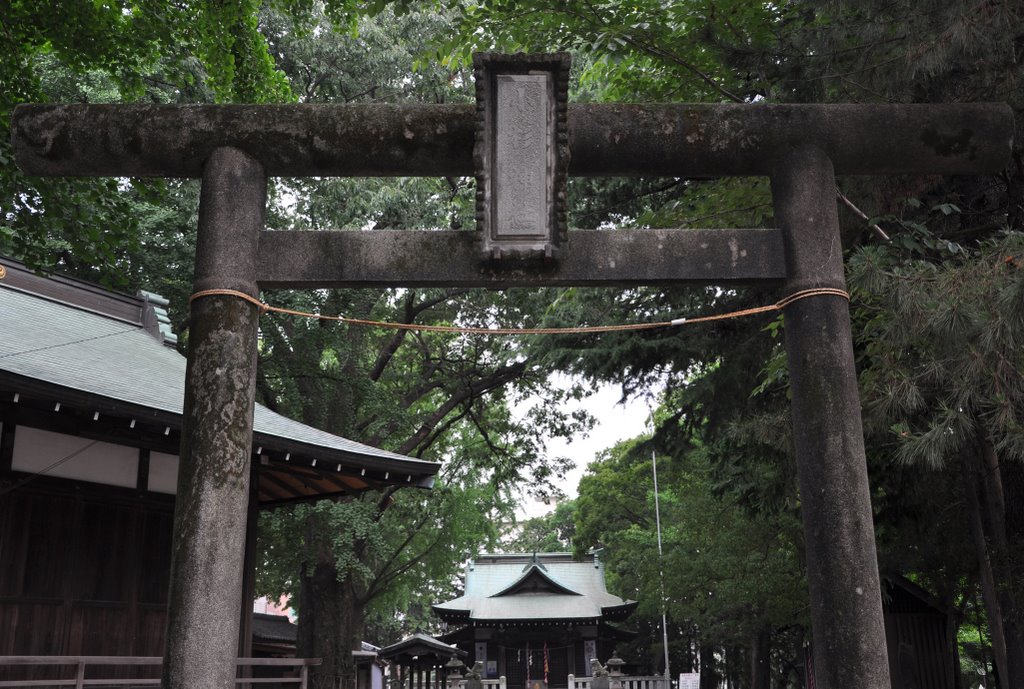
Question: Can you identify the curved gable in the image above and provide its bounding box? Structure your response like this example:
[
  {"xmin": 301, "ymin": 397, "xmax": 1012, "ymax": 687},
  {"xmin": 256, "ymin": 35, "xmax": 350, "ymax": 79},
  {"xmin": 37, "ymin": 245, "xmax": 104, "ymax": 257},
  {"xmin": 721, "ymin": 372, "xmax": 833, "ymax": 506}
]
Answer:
[{"xmin": 490, "ymin": 564, "xmax": 581, "ymax": 598}]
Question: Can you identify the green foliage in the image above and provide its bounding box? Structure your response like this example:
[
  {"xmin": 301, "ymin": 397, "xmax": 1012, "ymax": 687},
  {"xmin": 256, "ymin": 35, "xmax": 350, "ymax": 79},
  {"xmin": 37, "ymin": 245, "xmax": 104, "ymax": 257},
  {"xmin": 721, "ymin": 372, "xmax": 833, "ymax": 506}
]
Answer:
[
  {"xmin": 502, "ymin": 500, "xmax": 578, "ymax": 554},
  {"xmin": 850, "ymin": 231, "xmax": 1024, "ymax": 467},
  {"xmin": 437, "ymin": 0, "xmax": 784, "ymax": 103},
  {"xmin": 0, "ymin": 0, "xmax": 296, "ymax": 277},
  {"xmin": 9, "ymin": 0, "xmax": 1024, "ymax": 682},
  {"xmin": 574, "ymin": 436, "xmax": 806, "ymax": 667}
]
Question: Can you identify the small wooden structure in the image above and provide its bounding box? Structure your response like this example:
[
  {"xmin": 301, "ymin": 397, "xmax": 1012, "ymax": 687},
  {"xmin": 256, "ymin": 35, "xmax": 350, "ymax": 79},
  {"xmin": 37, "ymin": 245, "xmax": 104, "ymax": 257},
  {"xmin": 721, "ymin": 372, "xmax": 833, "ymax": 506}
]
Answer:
[
  {"xmin": 0, "ymin": 260, "xmax": 439, "ymax": 684},
  {"xmin": 881, "ymin": 577, "xmax": 959, "ymax": 689},
  {"xmin": 802, "ymin": 576, "xmax": 961, "ymax": 689},
  {"xmin": 379, "ymin": 634, "xmax": 467, "ymax": 689},
  {"xmin": 434, "ymin": 554, "xmax": 636, "ymax": 689}
]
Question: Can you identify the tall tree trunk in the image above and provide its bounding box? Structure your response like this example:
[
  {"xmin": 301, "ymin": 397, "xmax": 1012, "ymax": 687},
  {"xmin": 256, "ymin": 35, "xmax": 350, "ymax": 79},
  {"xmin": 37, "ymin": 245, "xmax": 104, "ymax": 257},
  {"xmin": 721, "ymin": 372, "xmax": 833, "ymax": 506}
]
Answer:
[
  {"xmin": 977, "ymin": 428, "xmax": 1024, "ymax": 687},
  {"xmin": 964, "ymin": 450, "xmax": 1010, "ymax": 687},
  {"xmin": 297, "ymin": 557, "xmax": 366, "ymax": 689},
  {"xmin": 293, "ymin": 292, "xmax": 375, "ymax": 689},
  {"xmin": 296, "ymin": 510, "xmax": 367, "ymax": 689},
  {"xmin": 1004, "ymin": 458, "xmax": 1024, "ymax": 655},
  {"xmin": 749, "ymin": 628, "xmax": 770, "ymax": 689},
  {"xmin": 698, "ymin": 643, "xmax": 718, "ymax": 689},
  {"xmin": 725, "ymin": 646, "xmax": 739, "ymax": 689}
]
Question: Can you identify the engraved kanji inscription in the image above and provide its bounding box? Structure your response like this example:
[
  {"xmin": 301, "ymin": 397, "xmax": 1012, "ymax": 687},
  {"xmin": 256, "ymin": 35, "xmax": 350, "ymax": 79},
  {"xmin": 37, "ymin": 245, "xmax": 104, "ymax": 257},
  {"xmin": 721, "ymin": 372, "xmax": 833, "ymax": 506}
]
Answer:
[{"xmin": 495, "ymin": 74, "xmax": 549, "ymax": 238}]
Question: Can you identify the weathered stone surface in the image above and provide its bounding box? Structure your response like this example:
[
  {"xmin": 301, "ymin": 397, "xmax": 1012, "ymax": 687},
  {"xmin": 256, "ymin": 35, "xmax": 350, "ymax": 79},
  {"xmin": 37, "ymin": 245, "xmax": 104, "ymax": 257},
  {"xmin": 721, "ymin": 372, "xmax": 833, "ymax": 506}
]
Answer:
[
  {"xmin": 494, "ymin": 74, "xmax": 549, "ymax": 239},
  {"xmin": 772, "ymin": 145, "xmax": 891, "ymax": 689},
  {"xmin": 255, "ymin": 228, "xmax": 786, "ymax": 289},
  {"xmin": 570, "ymin": 103, "xmax": 1014, "ymax": 176},
  {"xmin": 12, "ymin": 102, "xmax": 1013, "ymax": 178},
  {"xmin": 163, "ymin": 147, "xmax": 265, "ymax": 689},
  {"xmin": 473, "ymin": 52, "xmax": 570, "ymax": 260}
]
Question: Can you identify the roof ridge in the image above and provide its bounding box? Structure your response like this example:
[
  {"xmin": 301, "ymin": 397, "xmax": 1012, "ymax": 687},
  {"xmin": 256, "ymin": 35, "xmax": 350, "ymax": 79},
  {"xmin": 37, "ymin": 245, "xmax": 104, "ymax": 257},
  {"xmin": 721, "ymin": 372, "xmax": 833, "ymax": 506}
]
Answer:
[
  {"xmin": 1, "ymin": 258, "xmax": 150, "ymax": 329},
  {"xmin": 489, "ymin": 563, "xmax": 582, "ymax": 598}
]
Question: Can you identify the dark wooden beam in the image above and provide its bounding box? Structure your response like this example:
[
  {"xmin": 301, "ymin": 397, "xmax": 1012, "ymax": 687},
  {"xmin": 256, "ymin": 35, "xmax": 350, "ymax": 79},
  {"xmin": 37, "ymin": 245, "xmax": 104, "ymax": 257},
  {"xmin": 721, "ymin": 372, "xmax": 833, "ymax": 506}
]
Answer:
[
  {"xmin": 257, "ymin": 228, "xmax": 786, "ymax": 289},
  {"xmin": 258, "ymin": 491, "xmax": 353, "ymax": 509},
  {"xmin": 259, "ymin": 469, "xmax": 308, "ymax": 500},
  {"xmin": 13, "ymin": 103, "xmax": 1013, "ymax": 178},
  {"xmin": 264, "ymin": 462, "xmax": 324, "ymax": 481},
  {"xmin": 317, "ymin": 471, "xmax": 361, "ymax": 498}
]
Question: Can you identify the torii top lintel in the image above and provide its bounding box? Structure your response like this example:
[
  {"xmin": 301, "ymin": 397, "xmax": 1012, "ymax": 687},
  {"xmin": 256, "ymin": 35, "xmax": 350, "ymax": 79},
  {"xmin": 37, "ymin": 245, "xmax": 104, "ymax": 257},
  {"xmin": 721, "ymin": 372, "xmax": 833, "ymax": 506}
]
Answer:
[
  {"xmin": 10, "ymin": 77, "xmax": 1015, "ymax": 289},
  {"xmin": 12, "ymin": 101, "xmax": 1013, "ymax": 180}
]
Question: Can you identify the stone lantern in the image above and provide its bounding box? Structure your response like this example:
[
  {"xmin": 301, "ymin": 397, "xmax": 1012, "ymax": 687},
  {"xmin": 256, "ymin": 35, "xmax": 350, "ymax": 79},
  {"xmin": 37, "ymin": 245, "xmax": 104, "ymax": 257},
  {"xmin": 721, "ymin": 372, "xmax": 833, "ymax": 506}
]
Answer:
[
  {"xmin": 605, "ymin": 655, "xmax": 625, "ymax": 689},
  {"xmin": 445, "ymin": 656, "xmax": 465, "ymax": 689}
]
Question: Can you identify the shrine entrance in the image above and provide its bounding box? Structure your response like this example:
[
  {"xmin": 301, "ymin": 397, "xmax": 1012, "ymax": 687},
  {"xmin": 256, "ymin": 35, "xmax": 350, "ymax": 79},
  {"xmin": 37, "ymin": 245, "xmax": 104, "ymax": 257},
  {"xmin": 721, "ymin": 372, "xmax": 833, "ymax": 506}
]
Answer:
[{"xmin": 12, "ymin": 52, "xmax": 1013, "ymax": 689}]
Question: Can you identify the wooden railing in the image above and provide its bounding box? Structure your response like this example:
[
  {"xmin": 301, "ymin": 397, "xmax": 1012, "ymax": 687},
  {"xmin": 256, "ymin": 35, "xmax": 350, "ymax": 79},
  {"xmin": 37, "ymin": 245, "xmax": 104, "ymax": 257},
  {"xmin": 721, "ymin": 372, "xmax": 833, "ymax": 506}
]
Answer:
[
  {"xmin": 566, "ymin": 676, "xmax": 668, "ymax": 689},
  {"xmin": 0, "ymin": 656, "xmax": 322, "ymax": 688}
]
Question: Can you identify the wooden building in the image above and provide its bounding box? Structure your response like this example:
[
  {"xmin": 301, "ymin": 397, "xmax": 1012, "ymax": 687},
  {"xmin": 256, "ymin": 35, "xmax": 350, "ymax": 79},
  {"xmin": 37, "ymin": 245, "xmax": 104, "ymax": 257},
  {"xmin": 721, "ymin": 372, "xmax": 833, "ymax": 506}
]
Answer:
[
  {"xmin": 379, "ymin": 634, "xmax": 467, "ymax": 689},
  {"xmin": 434, "ymin": 553, "xmax": 636, "ymax": 689},
  {"xmin": 882, "ymin": 577, "xmax": 960, "ymax": 689},
  {"xmin": 803, "ymin": 576, "xmax": 961, "ymax": 689},
  {"xmin": 0, "ymin": 259, "xmax": 439, "ymax": 681}
]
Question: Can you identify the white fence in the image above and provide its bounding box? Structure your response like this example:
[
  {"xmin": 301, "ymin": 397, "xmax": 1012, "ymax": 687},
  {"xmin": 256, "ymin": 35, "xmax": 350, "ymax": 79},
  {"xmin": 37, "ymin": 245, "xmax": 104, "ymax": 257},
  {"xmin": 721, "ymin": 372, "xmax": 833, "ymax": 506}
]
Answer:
[
  {"xmin": 0, "ymin": 656, "xmax": 320, "ymax": 688},
  {"xmin": 567, "ymin": 676, "xmax": 668, "ymax": 689},
  {"xmin": 457, "ymin": 679, "xmax": 507, "ymax": 689}
]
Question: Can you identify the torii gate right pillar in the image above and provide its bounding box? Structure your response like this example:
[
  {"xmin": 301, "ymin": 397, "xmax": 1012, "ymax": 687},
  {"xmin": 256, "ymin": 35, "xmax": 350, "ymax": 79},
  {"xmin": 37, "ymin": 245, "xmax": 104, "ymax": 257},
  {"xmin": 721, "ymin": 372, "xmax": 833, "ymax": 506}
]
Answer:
[{"xmin": 773, "ymin": 145, "xmax": 889, "ymax": 688}]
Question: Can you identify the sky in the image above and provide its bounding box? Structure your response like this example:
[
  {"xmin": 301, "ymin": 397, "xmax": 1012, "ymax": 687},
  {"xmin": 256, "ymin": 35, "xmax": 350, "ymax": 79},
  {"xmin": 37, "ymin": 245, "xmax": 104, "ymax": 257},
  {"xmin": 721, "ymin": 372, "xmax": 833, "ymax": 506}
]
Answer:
[{"xmin": 515, "ymin": 376, "xmax": 655, "ymax": 519}]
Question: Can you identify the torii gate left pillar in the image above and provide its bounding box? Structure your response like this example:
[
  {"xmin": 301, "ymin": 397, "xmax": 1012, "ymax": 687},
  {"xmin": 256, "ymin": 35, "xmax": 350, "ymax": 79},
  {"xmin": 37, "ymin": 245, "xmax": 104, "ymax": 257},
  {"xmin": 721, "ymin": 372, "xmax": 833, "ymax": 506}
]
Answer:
[
  {"xmin": 162, "ymin": 147, "xmax": 265, "ymax": 689},
  {"xmin": 12, "ymin": 87, "xmax": 1013, "ymax": 689}
]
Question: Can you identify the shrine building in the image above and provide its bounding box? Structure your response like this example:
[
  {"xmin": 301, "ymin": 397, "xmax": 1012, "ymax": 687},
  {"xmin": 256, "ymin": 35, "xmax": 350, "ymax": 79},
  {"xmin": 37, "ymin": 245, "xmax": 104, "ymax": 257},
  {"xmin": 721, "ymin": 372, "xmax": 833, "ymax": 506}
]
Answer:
[
  {"xmin": 434, "ymin": 553, "xmax": 636, "ymax": 689},
  {"xmin": 0, "ymin": 259, "xmax": 439, "ymax": 683}
]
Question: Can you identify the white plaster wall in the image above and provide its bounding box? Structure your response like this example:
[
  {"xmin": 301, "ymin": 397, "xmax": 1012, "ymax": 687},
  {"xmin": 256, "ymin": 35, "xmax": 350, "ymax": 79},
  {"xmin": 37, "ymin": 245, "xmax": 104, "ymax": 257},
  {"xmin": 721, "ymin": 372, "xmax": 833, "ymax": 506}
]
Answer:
[
  {"xmin": 13, "ymin": 425, "xmax": 138, "ymax": 488},
  {"xmin": 148, "ymin": 451, "xmax": 180, "ymax": 494}
]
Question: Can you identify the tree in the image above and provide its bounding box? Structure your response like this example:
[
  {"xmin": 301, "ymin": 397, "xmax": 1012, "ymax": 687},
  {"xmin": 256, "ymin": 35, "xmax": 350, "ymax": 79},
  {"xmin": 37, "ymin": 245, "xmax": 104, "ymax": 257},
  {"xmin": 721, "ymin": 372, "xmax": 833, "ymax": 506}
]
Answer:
[
  {"xmin": 502, "ymin": 500, "xmax": 578, "ymax": 554},
  {"xmin": 847, "ymin": 229, "xmax": 1024, "ymax": 687},
  {"xmin": 0, "ymin": 0, "xmax": 301, "ymax": 275},
  {"xmin": 574, "ymin": 435, "xmax": 806, "ymax": 689}
]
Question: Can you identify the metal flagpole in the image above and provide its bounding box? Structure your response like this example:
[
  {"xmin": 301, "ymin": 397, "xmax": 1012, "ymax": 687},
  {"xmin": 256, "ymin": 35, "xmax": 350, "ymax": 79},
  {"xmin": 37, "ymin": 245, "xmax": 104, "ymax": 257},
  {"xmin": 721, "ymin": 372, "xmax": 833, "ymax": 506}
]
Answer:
[{"xmin": 652, "ymin": 446, "xmax": 671, "ymax": 684}]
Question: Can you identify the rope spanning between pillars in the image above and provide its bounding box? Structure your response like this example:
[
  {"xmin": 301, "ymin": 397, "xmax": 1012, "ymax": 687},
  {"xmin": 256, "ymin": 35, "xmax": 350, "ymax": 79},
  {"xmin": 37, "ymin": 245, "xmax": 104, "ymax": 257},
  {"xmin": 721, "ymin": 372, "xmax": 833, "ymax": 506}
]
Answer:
[{"xmin": 188, "ymin": 287, "xmax": 850, "ymax": 336}]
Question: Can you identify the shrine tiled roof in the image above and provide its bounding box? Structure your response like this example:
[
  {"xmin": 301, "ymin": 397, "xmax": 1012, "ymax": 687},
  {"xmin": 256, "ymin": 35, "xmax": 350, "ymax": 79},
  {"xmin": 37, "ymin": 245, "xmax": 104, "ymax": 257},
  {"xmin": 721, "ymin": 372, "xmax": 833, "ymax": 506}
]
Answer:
[
  {"xmin": 0, "ymin": 259, "xmax": 439, "ymax": 499},
  {"xmin": 379, "ymin": 633, "xmax": 467, "ymax": 662},
  {"xmin": 433, "ymin": 553, "xmax": 636, "ymax": 623},
  {"xmin": 252, "ymin": 613, "xmax": 297, "ymax": 643}
]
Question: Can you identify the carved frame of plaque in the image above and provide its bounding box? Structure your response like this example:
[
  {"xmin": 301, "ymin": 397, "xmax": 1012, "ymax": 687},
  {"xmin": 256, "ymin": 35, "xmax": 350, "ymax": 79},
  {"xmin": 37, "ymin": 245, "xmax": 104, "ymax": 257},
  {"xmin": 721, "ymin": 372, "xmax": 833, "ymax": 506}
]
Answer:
[{"xmin": 473, "ymin": 52, "xmax": 570, "ymax": 261}]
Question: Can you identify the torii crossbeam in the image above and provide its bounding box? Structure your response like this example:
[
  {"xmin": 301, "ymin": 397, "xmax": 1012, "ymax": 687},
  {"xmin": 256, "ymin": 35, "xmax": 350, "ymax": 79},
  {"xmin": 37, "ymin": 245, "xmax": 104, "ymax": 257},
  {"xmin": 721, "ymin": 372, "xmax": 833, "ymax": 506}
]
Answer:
[{"xmin": 12, "ymin": 81, "xmax": 1014, "ymax": 689}]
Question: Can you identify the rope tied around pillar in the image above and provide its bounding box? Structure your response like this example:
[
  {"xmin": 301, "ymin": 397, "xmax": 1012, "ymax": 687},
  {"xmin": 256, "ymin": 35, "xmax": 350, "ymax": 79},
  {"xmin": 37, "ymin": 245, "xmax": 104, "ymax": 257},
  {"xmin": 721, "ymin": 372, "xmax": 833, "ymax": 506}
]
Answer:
[{"xmin": 188, "ymin": 286, "xmax": 849, "ymax": 336}]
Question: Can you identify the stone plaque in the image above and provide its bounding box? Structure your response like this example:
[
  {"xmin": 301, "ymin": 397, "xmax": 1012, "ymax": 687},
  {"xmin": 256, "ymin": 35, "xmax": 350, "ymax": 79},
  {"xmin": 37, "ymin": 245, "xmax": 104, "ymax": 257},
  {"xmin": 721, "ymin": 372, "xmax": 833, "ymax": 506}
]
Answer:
[
  {"xmin": 494, "ymin": 74, "xmax": 549, "ymax": 239},
  {"xmin": 473, "ymin": 52, "xmax": 570, "ymax": 261}
]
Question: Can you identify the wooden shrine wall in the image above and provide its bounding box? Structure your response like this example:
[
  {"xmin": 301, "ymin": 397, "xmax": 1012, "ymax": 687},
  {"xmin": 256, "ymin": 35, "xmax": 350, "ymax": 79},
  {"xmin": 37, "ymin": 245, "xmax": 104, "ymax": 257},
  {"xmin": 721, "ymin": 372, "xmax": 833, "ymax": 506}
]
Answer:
[{"xmin": 0, "ymin": 478, "xmax": 174, "ymax": 679}]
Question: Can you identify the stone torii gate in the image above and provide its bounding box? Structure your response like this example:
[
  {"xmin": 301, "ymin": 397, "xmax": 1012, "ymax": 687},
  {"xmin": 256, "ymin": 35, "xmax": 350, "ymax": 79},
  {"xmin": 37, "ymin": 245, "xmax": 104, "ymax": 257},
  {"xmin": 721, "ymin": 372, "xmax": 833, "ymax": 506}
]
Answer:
[{"xmin": 12, "ymin": 52, "xmax": 1013, "ymax": 689}]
